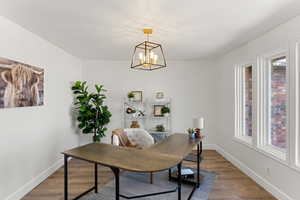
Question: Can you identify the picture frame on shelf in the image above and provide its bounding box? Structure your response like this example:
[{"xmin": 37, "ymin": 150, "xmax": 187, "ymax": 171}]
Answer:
[
  {"xmin": 155, "ymin": 91, "xmax": 165, "ymax": 101},
  {"xmin": 153, "ymin": 105, "xmax": 164, "ymax": 117},
  {"xmin": 131, "ymin": 91, "xmax": 143, "ymax": 102}
]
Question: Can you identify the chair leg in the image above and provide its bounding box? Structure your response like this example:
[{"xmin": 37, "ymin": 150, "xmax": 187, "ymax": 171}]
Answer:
[{"xmin": 150, "ymin": 172, "xmax": 153, "ymax": 184}]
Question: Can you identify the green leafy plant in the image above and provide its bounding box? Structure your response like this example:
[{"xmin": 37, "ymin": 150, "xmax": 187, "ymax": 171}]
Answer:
[
  {"xmin": 187, "ymin": 128, "xmax": 194, "ymax": 134},
  {"xmin": 161, "ymin": 106, "xmax": 170, "ymax": 114},
  {"xmin": 156, "ymin": 124, "xmax": 165, "ymax": 132},
  {"xmin": 127, "ymin": 92, "xmax": 135, "ymax": 99},
  {"xmin": 71, "ymin": 81, "xmax": 112, "ymax": 142}
]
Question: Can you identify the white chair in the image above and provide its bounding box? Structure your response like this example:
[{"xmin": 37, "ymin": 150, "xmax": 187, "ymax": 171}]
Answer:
[{"xmin": 112, "ymin": 128, "xmax": 154, "ymax": 148}]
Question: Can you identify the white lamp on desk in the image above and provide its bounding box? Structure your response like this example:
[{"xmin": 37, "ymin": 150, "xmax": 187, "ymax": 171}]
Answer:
[{"xmin": 193, "ymin": 117, "xmax": 204, "ymax": 138}]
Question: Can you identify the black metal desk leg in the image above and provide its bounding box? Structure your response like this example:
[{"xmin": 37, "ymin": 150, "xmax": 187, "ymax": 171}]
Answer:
[
  {"xmin": 111, "ymin": 167, "xmax": 120, "ymax": 200},
  {"xmin": 197, "ymin": 143, "xmax": 200, "ymax": 188},
  {"xmin": 64, "ymin": 155, "xmax": 68, "ymax": 200},
  {"xmin": 95, "ymin": 163, "xmax": 98, "ymax": 193},
  {"xmin": 168, "ymin": 168, "xmax": 171, "ymax": 181},
  {"xmin": 177, "ymin": 162, "xmax": 182, "ymax": 200}
]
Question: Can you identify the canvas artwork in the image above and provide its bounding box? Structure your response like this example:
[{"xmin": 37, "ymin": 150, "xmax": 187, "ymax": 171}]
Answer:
[{"xmin": 0, "ymin": 57, "xmax": 44, "ymax": 108}]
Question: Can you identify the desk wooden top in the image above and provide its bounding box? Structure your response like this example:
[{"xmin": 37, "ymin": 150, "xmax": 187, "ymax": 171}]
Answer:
[{"xmin": 62, "ymin": 134, "xmax": 201, "ymax": 173}]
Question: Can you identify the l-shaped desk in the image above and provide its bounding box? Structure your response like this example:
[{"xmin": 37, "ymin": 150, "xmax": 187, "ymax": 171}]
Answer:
[{"xmin": 62, "ymin": 134, "xmax": 202, "ymax": 200}]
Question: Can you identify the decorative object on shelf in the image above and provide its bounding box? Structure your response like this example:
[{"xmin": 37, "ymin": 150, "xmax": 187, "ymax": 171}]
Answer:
[
  {"xmin": 127, "ymin": 92, "xmax": 135, "ymax": 101},
  {"xmin": 193, "ymin": 117, "xmax": 204, "ymax": 138},
  {"xmin": 187, "ymin": 128, "xmax": 195, "ymax": 139},
  {"xmin": 155, "ymin": 124, "xmax": 165, "ymax": 132},
  {"xmin": 130, "ymin": 29, "xmax": 167, "ymax": 71},
  {"xmin": 0, "ymin": 57, "xmax": 44, "ymax": 108},
  {"xmin": 126, "ymin": 107, "xmax": 136, "ymax": 114},
  {"xmin": 130, "ymin": 121, "xmax": 140, "ymax": 128},
  {"xmin": 130, "ymin": 91, "xmax": 143, "ymax": 102},
  {"xmin": 153, "ymin": 105, "xmax": 164, "ymax": 117},
  {"xmin": 155, "ymin": 91, "xmax": 165, "ymax": 101},
  {"xmin": 71, "ymin": 81, "xmax": 112, "ymax": 142},
  {"xmin": 133, "ymin": 110, "xmax": 145, "ymax": 118},
  {"xmin": 161, "ymin": 106, "xmax": 170, "ymax": 117}
]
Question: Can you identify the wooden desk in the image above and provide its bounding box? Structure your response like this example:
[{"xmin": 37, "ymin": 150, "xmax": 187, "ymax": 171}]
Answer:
[{"xmin": 62, "ymin": 133, "xmax": 202, "ymax": 200}]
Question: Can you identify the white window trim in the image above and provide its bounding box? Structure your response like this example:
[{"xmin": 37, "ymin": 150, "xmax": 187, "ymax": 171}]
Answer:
[
  {"xmin": 295, "ymin": 42, "xmax": 300, "ymax": 168},
  {"xmin": 235, "ymin": 62, "xmax": 254, "ymax": 145},
  {"xmin": 257, "ymin": 49, "xmax": 289, "ymax": 162}
]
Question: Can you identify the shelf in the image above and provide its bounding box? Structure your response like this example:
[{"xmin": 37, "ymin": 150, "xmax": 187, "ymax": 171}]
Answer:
[
  {"xmin": 123, "ymin": 97, "xmax": 171, "ymax": 133},
  {"xmin": 169, "ymin": 167, "xmax": 203, "ymax": 186},
  {"xmin": 151, "ymin": 115, "xmax": 171, "ymax": 119},
  {"xmin": 148, "ymin": 130, "xmax": 170, "ymax": 134},
  {"xmin": 124, "ymin": 115, "xmax": 147, "ymax": 120},
  {"xmin": 150, "ymin": 101, "xmax": 171, "ymax": 105}
]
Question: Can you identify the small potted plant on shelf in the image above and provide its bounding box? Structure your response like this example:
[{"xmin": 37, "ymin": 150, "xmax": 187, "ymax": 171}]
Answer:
[
  {"xmin": 156, "ymin": 124, "xmax": 165, "ymax": 132},
  {"xmin": 161, "ymin": 106, "xmax": 170, "ymax": 117},
  {"xmin": 127, "ymin": 92, "xmax": 135, "ymax": 101},
  {"xmin": 187, "ymin": 128, "xmax": 195, "ymax": 139}
]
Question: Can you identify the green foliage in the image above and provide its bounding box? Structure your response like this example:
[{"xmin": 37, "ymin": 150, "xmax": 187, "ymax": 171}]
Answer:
[
  {"xmin": 156, "ymin": 124, "xmax": 165, "ymax": 132},
  {"xmin": 71, "ymin": 81, "xmax": 112, "ymax": 142},
  {"xmin": 127, "ymin": 92, "xmax": 135, "ymax": 99},
  {"xmin": 161, "ymin": 106, "xmax": 170, "ymax": 114},
  {"xmin": 187, "ymin": 128, "xmax": 194, "ymax": 134}
]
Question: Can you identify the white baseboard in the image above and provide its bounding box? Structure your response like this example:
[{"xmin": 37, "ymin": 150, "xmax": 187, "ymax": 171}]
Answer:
[
  {"xmin": 215, "ymin": 145, "xmax": 294, "ymax": 200},
  {"xmin": 5, "ymin": 158, "xmax": 64, "ymax": 200}
]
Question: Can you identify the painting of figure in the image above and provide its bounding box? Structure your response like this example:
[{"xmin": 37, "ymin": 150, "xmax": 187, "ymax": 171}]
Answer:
[{"xmin": 0, "ymin": 57, "xmax": 44, "ymax": 108}]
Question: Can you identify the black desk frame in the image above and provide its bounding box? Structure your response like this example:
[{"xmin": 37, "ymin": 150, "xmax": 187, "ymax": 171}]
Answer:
[{"xmin": 64, "ymin": 142, "xmax": 202, "ymax": 200}]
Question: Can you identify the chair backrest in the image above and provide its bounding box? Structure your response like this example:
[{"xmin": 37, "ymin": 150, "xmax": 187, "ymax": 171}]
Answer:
[
  {"xmin": 124, "ymin": 128, "xmax": 154, "ymax": 148},
  {"xmin": 111, "ymin": 128, "xmax": 154, "ymax": 148}
]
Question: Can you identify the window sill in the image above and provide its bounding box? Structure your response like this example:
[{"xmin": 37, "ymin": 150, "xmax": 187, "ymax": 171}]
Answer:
[
  {"xmin": 257, "ymin": 145, "xmax": 287, "ymax": 162},
  {"xmin": 234, "ymin": 136, "xmax": 253, "ymax": 148},
  {"xmin": 234, "ymin": 137, "xmax": 289, "ymax": 167}
]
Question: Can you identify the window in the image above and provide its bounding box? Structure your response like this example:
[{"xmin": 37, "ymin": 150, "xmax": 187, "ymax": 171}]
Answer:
[
  {"xmin": 267, "ymin": 56, "xmax": 288, "ymax": 150},
  {"xmin": 235, "ymin": 64, "xmax": 253, "ymax": 143},
  {"xmin": 257, "ymin": 52, "xmax": 289, "ymax": 160},
  {"xmin": 244, "ymin": 66, "xmax": 253, "ymax": 137},
  {"xmin": 234, "ymin": 50, "xmax": 293, "ymax": 164}
]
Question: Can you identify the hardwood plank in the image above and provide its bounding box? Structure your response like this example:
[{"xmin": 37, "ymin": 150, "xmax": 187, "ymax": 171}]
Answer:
[{"xmin": 22, "ymin": 150, "xmax": 277, "ymax": 200}]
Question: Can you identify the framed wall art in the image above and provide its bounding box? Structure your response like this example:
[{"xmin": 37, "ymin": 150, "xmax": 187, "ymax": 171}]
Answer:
[
  {"xmin": 0, "ymin": 57, "xmax": 44, "ymax": 108},
  {"xmin": 131, "ymin": 91, "xmax": 143, "ymax": 102}
]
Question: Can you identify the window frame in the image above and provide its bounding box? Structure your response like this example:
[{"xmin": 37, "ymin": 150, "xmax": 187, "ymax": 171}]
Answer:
[
  {"xmin": 257, "ymin": 50, "xmax": 289, "ymax": 161},
  {"xmin": 235, "ymin": 62, "xmax": 255, "ymax": 145},
  {"xmin": 295, "ymin": 42, "xmax": 300, "ymax": 168}
]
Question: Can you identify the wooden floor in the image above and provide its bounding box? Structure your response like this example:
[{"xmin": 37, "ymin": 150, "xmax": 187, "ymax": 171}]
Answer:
[{"xmin": 22, "ymin": 150, "xmax": 277, "ymax": 200}]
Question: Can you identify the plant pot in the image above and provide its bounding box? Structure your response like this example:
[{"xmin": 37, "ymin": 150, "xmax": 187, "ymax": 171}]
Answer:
[
  {"xmin": 164, "ymin": 113, "xmax": 170, "ymax": 117},
  {"xmin": 189, "ymin": 133, "xmax": 195, "ymax": 139}
]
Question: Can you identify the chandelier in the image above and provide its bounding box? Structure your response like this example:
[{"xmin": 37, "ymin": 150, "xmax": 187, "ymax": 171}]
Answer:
[{"xmin": 130, "ymin": 29, "xmax": 167, "ymax": 71}]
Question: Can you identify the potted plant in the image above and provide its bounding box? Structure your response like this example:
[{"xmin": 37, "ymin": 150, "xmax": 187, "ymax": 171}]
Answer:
[
  {"xmin": 156, "ymin": 124, "xmax": 165, "ymax": 132},
  {"xmin": 187, "ymin": 128, "xmax": 195, "ymax": 139},
  {"xmin": 161, "ymin": 106, "xmax": 170, "ymax": 117},
  {"xmin": 71, "ymin": 81, "xmax": 112, "ymax": 142},
  {"xmin": 127, "ymin": 92, "xmax": 135, "ymax": 101}
]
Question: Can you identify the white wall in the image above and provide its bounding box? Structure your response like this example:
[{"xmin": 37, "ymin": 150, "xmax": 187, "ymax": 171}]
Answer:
[
  {"xmin": 216, "ymin": 15, "xmax": 300, "ymax": 200},
  {"xmin": 0, "ymin": 17, "xmax": 82, "ymax": 200},
  {"xmin": 82, "ymin": 60, "xmax": 217, "ymax": 147}
]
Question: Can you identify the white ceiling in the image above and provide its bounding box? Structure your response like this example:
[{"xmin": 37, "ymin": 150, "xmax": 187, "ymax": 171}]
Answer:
[{"xmin": 1, "ymin": 0, "xmax": 300, "ymax": 60}]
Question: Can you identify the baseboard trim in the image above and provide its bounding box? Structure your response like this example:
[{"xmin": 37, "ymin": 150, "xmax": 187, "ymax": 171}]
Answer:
[
  {"xmin": 5, "ymin": 158, "xmax": 64, "ymax": 200},
  {"xmin": 215, "ymin": 145, "xmax": 294, "ymax": 200}
]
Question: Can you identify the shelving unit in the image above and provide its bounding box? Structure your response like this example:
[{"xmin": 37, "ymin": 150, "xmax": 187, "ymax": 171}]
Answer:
[{"xmin": 123, "ymin": 98, "xmax": 172, "ymax": 142}]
